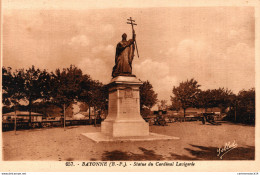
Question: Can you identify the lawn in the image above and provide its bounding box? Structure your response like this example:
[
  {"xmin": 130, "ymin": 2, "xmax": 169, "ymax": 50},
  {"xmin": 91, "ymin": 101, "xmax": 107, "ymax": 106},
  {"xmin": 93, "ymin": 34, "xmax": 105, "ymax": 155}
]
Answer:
[{"xmin": 2, "ymin": 121, "xmax": 255, "ymax": 161}]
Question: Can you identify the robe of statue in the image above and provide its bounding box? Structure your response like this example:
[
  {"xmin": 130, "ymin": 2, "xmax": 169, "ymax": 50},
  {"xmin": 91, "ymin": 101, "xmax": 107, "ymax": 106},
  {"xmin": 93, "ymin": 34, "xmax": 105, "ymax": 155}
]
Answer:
[{"xmin": 112, "ymin": 38, "xmax": 135, "ymax": 77}]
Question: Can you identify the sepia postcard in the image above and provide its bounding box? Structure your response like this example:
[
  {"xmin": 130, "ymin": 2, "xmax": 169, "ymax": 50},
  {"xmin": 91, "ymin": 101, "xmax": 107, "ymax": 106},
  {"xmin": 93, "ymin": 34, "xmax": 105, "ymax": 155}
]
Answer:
[{"xmin": 0, "ymin": 0, "xmax": 259, "ymax": 172}]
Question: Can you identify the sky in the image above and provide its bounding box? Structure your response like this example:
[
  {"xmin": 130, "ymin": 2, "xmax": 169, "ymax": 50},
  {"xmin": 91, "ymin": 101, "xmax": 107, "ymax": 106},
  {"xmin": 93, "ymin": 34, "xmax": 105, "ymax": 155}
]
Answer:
[{"xmin": 2, "ymin": 0, "xmax": 255, "ymax": 104}]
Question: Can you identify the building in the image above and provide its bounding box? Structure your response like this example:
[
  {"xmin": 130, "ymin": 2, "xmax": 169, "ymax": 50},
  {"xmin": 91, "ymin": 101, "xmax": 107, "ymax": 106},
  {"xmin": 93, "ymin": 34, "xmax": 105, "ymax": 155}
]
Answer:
[
  {"xmin": 166, "ymin": 107, "xmax": 222, "ymax": 117},
  {"xmin": 2, "ymin": 111, "xmax": 43, "ymax": 122}
]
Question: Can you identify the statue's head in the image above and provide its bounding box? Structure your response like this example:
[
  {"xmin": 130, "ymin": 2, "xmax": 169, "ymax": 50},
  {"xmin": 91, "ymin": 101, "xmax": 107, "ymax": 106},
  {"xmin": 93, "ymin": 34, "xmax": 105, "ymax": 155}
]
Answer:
[{"xmin": 122, "ymin": 33, "xmax": 127, "ymax": 40}]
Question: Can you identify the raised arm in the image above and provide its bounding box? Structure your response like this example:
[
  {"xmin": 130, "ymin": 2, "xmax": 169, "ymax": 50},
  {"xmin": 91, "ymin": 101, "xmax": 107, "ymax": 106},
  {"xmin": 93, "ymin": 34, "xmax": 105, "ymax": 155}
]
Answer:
[{"xmin": 117, "ymin": 40, "xmax": 134, "ymax": 51}]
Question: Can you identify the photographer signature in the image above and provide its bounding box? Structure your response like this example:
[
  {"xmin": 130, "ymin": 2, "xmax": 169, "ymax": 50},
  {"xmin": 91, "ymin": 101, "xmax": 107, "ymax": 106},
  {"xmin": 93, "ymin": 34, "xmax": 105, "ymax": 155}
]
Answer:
[{"xmin": 217, "ymin": 140, "xmax": 238, "ymax": 159}]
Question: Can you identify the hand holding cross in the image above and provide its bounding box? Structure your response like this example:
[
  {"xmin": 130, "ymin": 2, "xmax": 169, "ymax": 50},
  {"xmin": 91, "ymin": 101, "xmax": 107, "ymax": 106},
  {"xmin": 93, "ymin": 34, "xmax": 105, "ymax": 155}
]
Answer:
[{"xmin": 127, "ymin": 17, "xmax": 139, "ymax": 58}]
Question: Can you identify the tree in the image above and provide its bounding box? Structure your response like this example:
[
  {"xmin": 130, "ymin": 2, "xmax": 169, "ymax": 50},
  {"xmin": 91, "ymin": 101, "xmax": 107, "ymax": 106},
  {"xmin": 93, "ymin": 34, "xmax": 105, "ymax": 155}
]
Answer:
[
  {"xmin": 196, "ymin": 90, "xmax": 212, "ymax": 112},
  {"xmin": 88, "ymin": 80, "xmax": 108, "ymax": 115},
  {"xmin": 3, "ymin": 66, "xmax": 56, "ymax": 126},
  {"xmin": 171, "ymin": 78, "xmax": 200, "ymax": 117},
  {"xmin": 51, "ymin": 65, "xmax": 86, "ymax": 129},
  {"xmin": 2, "ymin": 67, "xmax": 13, "ymax": 106},
  {"xmin": 237, "ymin": 88, "xmax": 255, "ymax": 108},
  {"xmin": 78, "ymin": 74, "xmax": 92, "ymax": 104},
  {"xmin": 236, "ymin": 88, "xmax": 255, "ymax": 124},
  {"xmin": 139, "ymin": 81, "xmax": 158, "ymax": 115},
  {"xmin": 37, "ymin": 69, "xmax": 53, "ymax": 117},
  {"xmin": 78, "ymin": 75, "xmax": 95, "ymax": 119},
  {"xmin": 38, "ymin": 69, "xmax": 53, "ymax": 101},
  {"xmin": 217, "ymin": 88, "xmax": 234, "ymax": 113},
  {"xmin": 2, "ymin": 67, "xmax": 25, "ymax": 133},
  {"xmin": 23, "ymin": 66, "xmax": 43, "ymax": 125},
  {"xmin": 2, "ymin": 67, "xmax": 25, "ymax": 106},
  {"xmin": 196, "ymin": 88, "xmax": 233, "ymax": 113},
  {"xmin": 86, "ymin": 80, "xmax": 108, "ymax": 125},
  {"xmin": 52, "ymin": 65, "xmax": 84, "ymax": 107}
]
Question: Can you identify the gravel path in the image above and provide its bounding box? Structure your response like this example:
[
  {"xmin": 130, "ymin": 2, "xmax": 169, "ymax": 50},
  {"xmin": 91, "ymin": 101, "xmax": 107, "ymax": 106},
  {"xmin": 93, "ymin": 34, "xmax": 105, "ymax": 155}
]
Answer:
[{"xmin": 2, "ymin": 121, "xmax": 255, "ymax": 161}]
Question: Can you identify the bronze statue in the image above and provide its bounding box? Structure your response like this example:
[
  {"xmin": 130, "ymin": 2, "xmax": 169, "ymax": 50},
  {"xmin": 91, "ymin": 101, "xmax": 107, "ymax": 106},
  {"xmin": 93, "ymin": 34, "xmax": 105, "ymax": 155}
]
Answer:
[{"xmin": 112, "ymin": 17, "xmax": 139, "ymax": 78}]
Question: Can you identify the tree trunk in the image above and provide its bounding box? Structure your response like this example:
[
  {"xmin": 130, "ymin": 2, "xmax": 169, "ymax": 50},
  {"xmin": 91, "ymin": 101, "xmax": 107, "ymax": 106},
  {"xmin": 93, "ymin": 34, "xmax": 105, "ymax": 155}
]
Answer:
[
  {"xmin": 29, "ymin": 99, "xmax": 32, "ymax": 128},
  {"xmin": 183, "ymin": 108, "xmax": 186, "ymax": 122},
  {"xmin": 14, "ymin": 106, "xmax": 17, "ymax": 135},
  {"xmin": 44, "ymin": 99, "xmax": 47, "ymax": 119},
  {"xmin": 89, "ymin": 106, "xmax": 91, "ymax": 120},
  {"xmin": 94, "ymin": 107, "xmax": 96, "ymax": 127},
  {"xmin": 234, "ymin": 103, "xmax": 237, "ymax": 122},
  {"xmin": 64, "ymin": 103, "xmax": 66, "ymax": 131}
]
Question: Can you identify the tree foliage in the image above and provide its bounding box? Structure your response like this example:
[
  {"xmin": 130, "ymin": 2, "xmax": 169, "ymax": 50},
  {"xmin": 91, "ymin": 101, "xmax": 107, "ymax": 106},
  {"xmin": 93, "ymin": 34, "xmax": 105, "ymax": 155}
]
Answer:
[
  {"xmin": 227, "ymin": 88, "xmax": 255, "ymax": 124},
  {"xmin": 2, "ymin": 67, "xmax": 25, "ymax": 106},
  {"xmin": 3, "ymin": 66, "xmax": 255, "ymax": 125},
  {"xmin": 23, "ymin": 66, "xmax": 42, "ymax": 106},
  {"xmin": 38, "ymin": 69, "xmax": 53, "ymax": 102},
  {"xmin": 86, "ymin": 80, "xmax": 108, "ymax": 112},
  {"xmin": 237, "ymin": 88, "xmax": 255, "ymax": 111},
  {"xmin": 51, "ymin": 65, "xmax": 86, "ymax": 109},
  {"xmin": 170, "ymin": 96, "xmax": 181, "ymax": 112},
  {"xmin": 139, "ymin": 80, "xmax": 158, "ymax": 110},
  {"xmin": 171, "ymin": 78, "xmax": 200, "ymax": 117},
  {"xmin": 196, "ymin": 88, "xmax": 233, "ymax": 112},
  {"xmin": 2, "ymin": 65, "xmax": 108, "ymax": 121}
]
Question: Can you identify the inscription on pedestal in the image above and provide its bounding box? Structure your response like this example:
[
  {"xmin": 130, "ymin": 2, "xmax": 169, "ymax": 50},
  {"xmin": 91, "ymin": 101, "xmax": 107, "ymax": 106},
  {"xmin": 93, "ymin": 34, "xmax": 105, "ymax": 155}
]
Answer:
[{"xmin": 122, "ymin": 98, "xmax": 137, "ymax": 114}]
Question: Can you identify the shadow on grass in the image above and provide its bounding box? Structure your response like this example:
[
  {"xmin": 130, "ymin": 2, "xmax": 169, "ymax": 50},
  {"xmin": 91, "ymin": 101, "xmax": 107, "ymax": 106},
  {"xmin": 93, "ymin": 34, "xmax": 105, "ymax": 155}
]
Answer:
[
  {"xmin": 169, "ymin": 144, "xmax": 255, "ymax": 160},
  {"xmin": 217, "ymin": 121, "xmax": 255, "ymax": 127},
  {"xmin": 101, "ymin": 147, "xmax": 164, "ymax": 161},
  {"xmin": 65, "ymin": 157, "xmax": 74, "ymax": 161},
  {"xmin": 101, "ymin": 145, "xmax": 255, "ymax": 161},
  {"xmin": 65, "ymin": 126, "xmax": 79, "ymax": 129},
  {"xmin": 199, "ymin": 123, "xmax": 222, "ymax": 126}
]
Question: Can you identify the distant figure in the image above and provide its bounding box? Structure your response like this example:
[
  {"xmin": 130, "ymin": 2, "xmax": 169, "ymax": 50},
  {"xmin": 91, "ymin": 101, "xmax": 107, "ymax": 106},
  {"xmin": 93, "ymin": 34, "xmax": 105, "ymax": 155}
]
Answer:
[
  {"xmin": 154, "ymin": 110, "xmax": 167, "ymax": 126},
  {"xmin": 201, "ymin": 113, "xmax": 221, "ymax": 125},
  {"xmin": 201, "ymin": 115, "xmax": 206, "ymax": 124},
  {"xmin": 112, "ymin": 32, "xmax": 136, "ymax": 77}
]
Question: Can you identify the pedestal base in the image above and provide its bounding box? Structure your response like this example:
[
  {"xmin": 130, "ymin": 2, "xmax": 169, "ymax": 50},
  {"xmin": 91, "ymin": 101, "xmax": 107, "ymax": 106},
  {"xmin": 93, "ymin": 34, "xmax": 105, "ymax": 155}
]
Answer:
[
  {"xmin": 101, "ymin": 120, "xmax": 149, "ymax": 137},
  {"xmin": 81, "ymin": 132, "xmax": 180, "ymax": 143}
]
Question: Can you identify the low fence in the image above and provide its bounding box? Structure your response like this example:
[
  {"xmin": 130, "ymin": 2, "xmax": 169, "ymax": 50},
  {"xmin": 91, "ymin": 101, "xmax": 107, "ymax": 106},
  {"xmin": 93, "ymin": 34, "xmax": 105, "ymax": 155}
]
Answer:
[
  {"xmin": 2, "ymin": 119, "xmax": 101, "ymax": 132},
  {"xmin": 3, "ymin": 114, "xmax": 223, "ymax": 131},
  {"xmin": 172, "ymin": 116, "xmax": 201, "ymax": 122},
  {"xmin": 144, "ymin": 114, "xmax": 223, "ymax": 125}
]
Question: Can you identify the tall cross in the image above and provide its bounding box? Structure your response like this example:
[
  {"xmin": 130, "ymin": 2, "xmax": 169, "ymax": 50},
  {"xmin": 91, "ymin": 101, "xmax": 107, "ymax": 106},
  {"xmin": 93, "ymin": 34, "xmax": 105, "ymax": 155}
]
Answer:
[{"xmin": 127, "ymin": 17, "xmax": 139, "ymax": 58}]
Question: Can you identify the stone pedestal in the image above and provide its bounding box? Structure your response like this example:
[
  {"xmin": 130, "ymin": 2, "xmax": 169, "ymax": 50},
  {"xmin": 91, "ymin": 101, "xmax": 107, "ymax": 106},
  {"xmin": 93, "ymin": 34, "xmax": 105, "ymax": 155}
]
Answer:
[
  {"xmin": 101, "ymin": 76, "xmax": 149, "ymax": 137},
  {"xmin": 82, "ymin": 75, "xmax": 179, "ymax": 142}
]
